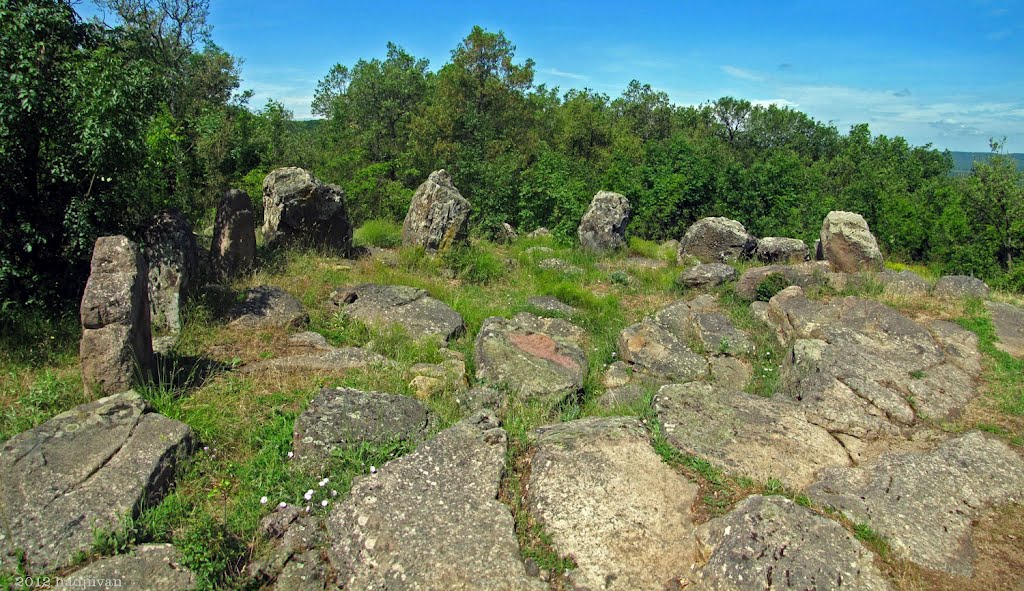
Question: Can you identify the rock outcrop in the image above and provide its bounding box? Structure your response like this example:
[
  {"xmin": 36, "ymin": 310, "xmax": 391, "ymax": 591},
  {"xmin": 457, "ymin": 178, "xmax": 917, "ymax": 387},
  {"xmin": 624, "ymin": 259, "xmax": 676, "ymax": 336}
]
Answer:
[
  {"xmin": 676, "ymin": 262, "xmax": 737, "ymax": 289},
  {"xmin": 819, "ymin": 210, "xmax": 884, "ymax": 272},
  {"xmin": 986, "ymin": 301, "xmax": 1024, "ymax": 357},
  {"xmin": 228, "ymin": 285, "xmax": 307, "ymax": 329},
  {"xmin": 80, "ymin": 236, "xmax": 155, "ymax": 394},
  {"xmin": 677, "ymin": 217, "xmax": 757, "ymax": 264},
  {"xmin": 402, "ymin": 169, "xmax": 471, "ymax": 252},
  {"xmin": 734, "ymin": 260, "xmax": 837, "ymax": 300},
  {"xmin": 209, "ymin": 189, "xmax": 256, "ymax": 281},
  {"xmin": 329, "ymin": 283, "xmax": 465, "ymax": 344},
  {"xmin": 755, "ymin": 236, "xmax": 809, "ymax": 264},
  {"xmin": 934, "ymin": 274, "xmax": 990, "ymax": 299},
  {"xmin": 56, "ymin": 544, "xmax": 197, "ymax": 591},
  {"xmin": 577, "ymin": 191, "xmax": 630, "ymax": 253},
  {"xmin": 141, "ymin": 209, "xmax": 200, "ymax": 339},
  {"xmin": 262, "ymin": 167, "xmax": 352, "ymax": 253}
]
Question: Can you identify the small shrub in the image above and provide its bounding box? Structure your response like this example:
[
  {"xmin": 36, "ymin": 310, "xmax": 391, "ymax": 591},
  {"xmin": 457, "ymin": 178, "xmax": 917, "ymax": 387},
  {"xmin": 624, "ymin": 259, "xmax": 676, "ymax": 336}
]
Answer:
[
  {"xmin": 756, "ymin": 272, "xmax": 791, "ymax": 302},
  {"xmin": 609, "ymin": 270, "xmax": 630, "ymax": 285},
  {"xmin": 354, "ymin": 219, "xmax": 403, "ymax": 249}
]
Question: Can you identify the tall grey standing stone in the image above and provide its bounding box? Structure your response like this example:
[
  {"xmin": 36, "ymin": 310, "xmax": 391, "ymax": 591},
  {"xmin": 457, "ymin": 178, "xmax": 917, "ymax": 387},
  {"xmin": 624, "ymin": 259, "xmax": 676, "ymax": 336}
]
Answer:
[
  {"xmin": 80, "ymin": 235, "xmax": 155, "ymax": 394},
  {"xmin": 210, "ymin": 189, "xmax": 256, "ymax": 281},
  {"xmin": 262, "ymin": 167, "xmax": 352, "ymax": 253},
  {"xmin": 402, "ymin": 169, "xmax": 471, "ymax": 252},
  {"xmin": 142, "ymin": 209, "xmax": 200, "ymax": 338},
  {"xmin": 0, "ymin": 392, "xmax": 193, "ymax": 574},
  {"xmin": 326, "ymin": 412, "xmax": 546, "ymax": 591},
  {"xmin": 677, "ymin": 217, "xmax": 757, "ymax": 264},
  {"xmin": 577, "ymin": 190, "xmax": 631, "ymax": 253},
  {"xmin": 819, "ymin": 210, "xmax": 884, "ymax": 272}
]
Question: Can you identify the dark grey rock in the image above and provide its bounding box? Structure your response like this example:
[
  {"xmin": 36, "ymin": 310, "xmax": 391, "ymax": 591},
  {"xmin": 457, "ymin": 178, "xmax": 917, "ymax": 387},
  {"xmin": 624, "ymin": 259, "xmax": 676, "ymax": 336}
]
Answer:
[
  {"xmin": 577, "ymin": 190, "xmax": 630, "ymax": 253},
  {"xmin": 402, "ymin": 169, "xmax": 471, "ymax": 252},
  {"xmin": 677, "ymin": 217, "xmax": 757, "ymax": 264},
  {"xmin": 755, "ymin": 236, "xmax": 809, "ymax": 264},
  {"xmin": 820, "ymin": 210, "xmax": 884, "ymax": 272},
  {"xmin": 228, "ymin": 285, "xmax": 307, "ymax": 329},
  {"xmin": 56, "ymin": 544, "xmax": 196, "ymax": 590},
  {"xmin": 676, "ymin": 263, "xmax": 737, "ymax": 289},
  {"xmin": 142, "ymin": 209, "xmax": 200, "ymax": 338},
  {"xmin": 262, "ymin": 167, "xmax": 352, "ymax": 254},
  {"xmin": 209, "ymin": 189, "xmax": 256, "ymax": 281},
  {"xmin": 329, "ymin": 283, "xmax": 465, "ymax": 344},
  {"xmin": 934, "ymin": 274, "xmax": 990, "ymax": 299}
]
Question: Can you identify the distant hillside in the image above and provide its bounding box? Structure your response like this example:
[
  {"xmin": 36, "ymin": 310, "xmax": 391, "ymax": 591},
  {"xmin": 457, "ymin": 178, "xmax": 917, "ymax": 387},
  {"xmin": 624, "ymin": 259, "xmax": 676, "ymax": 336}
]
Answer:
[{"xmin": 949, "ymin": 151, "xmax": 1024, "ymax": 175}]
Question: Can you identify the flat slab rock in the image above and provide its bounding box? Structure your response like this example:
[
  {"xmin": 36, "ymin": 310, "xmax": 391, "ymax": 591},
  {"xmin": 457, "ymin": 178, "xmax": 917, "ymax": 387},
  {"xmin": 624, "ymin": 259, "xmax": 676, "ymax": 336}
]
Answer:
[
  {"xmin": 807, "ymin": 431, "xmax": 1024, "ymax": 577},
  {"xmin": 56, "ymin": 544, "xmax": 196, "ymax": 590},
  {"xmin": 677, "ymin": 263, "xmax": 737, "ymax": 289},
  {"xmin": 293, "ymin": 387, "xmax": 433, "ymax": 465},
  {"xmin": 241, "ymin": 345, "xmax": 389, "ymax": 375},
  {"xmin": 689, "ymin": 495, "xmax": 892, "ymax": 591},
  {"xmin": 525, "ymin": 295, "xmax": 578, "ymax": 316},
  {"xmin": 655, "ymin": 383, "xmax": 851, "ymax": 490},
  {"xmin": 326, "ymin": 412, "xmax": 545, "ymax": 591},
  {"xmin": 985, "ymin": 301, "xmax": 1024, "ymax": 357},
  {"xmin": 228, "ymin": 285, "xmax": 308, "ymax": 329},
  {"xmin": 527, "ymin": 417, "xmax": 699, "ymax": 591},
  {"xmin": 330, "ymin": 283, "xmax": 465, "ymax": 344},
  {"xmin": 0, "ymin": 392, "xmax": 193, "ymax": 573},
  {"xmin": 475, "ymin": 312, "xmax": 588, "ymax": 404}
]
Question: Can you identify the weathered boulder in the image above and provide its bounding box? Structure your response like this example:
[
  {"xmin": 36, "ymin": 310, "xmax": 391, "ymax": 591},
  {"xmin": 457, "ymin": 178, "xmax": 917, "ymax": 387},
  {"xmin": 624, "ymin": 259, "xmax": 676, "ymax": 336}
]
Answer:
[
  {"xmin": 686, "ymin": 311, "xmax": 752, "ymax": 355},
  {"xmin": 240, "ymin": 345, "xmax": 388, "ymax": 375},
  {"xmin": 329, "ymin": 283, "xmax": 465, "ymax": 344},
  {"xmin": 985, "ymin": 301, "xmax": 1024, "ymax": 357},
  {"xmin": 617, "ymin": 319, "xmax": 707, "ymax": 383},
  {"xmin": 655, "ymin": 383, "xmax": 851, "ymax": 489},
  {"xmin": 56, "ymin": 544, "xmax": 197, "ymax": 591},
  {"xmin": 80, "ymin": 236, "xmax": 155, "ymax": 394},
  {"xmin": 406, "ymin": 351, "xmax": 468, "ymax": 400},
  {"xmin": 475, "ymin": 312, "xmax": 588, "ymax": 404},
  {"xmin": 734, "ymin": 260, "xmax": 837, "ymax": 300},
  {"xmin": 209, "ymin": 189, "xmax": 256, "ymax": 281},
  {"xmin": 527, "ymin": 227, "xmax": 552, "ymax": 239},
  {"xmin": 577, "ymin": 190, "xmax": 631, "ymax": 253},
  {"xmin": 402, "ymin": 169, "xmax": 470, "ymax": 252},
  {"xmin": 496, "ymin": 222, "xmax": 518, "ymax": 244},
  {"xmin": 819, "ymin": 210, "xmax": 884, "ymax": 272},
  {"xmin": 293, "ymin": 387, "xmax": 433, "ymax": 464},
  {"xmin": 934, "ymin": 274, "xmax": 990, "ymax": 300},
  {"xmin": 0, "ymin": 392, "xmax": 193, "ymax": 573},
  {"xmin": 690, "ymin": 495, "xmax": 892, "ymax": 591},
  {"xmin": 141, "ymin": 209, "xmax": 200, "ymax": 339},
  {"xmin": 527, "ymin": 417, "xmax": 699, "ymax": 591},
  {"xmin": 878, "ymin": 269, "xmax": 930, "ymax": 296},
  {"xmin": 262, "ymin": 167, "xmax": 352, "ymax": 253},
  {"xmin": 808, "ymin": 432, "xmax": 1024, "ymax": 577},
  {"xmin": 526, "ymin": 295, "xmax": 577, "ymax": 316},
  {"xmin": 596, "ymin": 360, "xmax": 664, "ymax": 408},
  {"xmin": 676, "ymin": 263, "xmax": 737, "ymax": 289},
  {"xmin": 326, "ymin": 412, "xmax": 546, "ymax": 591},
  {"xmin": 754, "ymin": 236, "xmax": 809, "ymax": 264},
  {"xmin": 456, "ymin": 386, "xmax": 503, "ymax": 414},
  {"xmin": 537, "ymin": 258, "xmax": 584, "ymax": 275},
  {"xmin": 228, "ymin": 285, "xmax": 307, "ymax": 329},
  {"xmin": 677, "ymin": 217, "xmax": 757, "ymax": 264},
  {"xmin": 247, "ymin": 505, "xmax": 328, "ymax": 591}
]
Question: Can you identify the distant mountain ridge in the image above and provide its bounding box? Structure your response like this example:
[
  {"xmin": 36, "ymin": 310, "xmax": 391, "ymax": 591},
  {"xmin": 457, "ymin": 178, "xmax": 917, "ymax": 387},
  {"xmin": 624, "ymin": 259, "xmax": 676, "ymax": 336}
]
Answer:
[{"xmin": 949, "ymin": 151, "xmax": 1024, "ymax": 175}]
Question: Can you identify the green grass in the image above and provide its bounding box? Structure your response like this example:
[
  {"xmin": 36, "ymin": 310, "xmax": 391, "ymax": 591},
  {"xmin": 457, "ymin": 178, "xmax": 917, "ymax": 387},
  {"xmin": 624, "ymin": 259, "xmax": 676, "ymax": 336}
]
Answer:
[
  {"xmin": 853, "ymin": 522, "xmax": 891, "ymax": 559},
  {"xmin": 353, "ymin": 218, "xmax": 403, "ymax": 249},
  {"xmin": 957, "ymin": 298, "xmax": 1024, "ymax": 415},
  {"xmin": 715, "ymin": 285, "xmax": 785, "ymax": 397}
]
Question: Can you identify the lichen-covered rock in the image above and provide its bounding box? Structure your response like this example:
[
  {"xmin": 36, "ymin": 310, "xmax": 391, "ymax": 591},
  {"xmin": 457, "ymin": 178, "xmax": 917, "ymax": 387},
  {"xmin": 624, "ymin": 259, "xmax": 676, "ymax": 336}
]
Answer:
[
  {"xmin": 690, "ymin": 496, "xmax": 892, "ymax": 591},
  {"xmin": 240, "ymin": 345, "xmax": 389, "ymax": 375},
  {"xmin": 878, "ymin": 269, "xmax": 930, "ymax": 296},
  {"xmin": 496, "ymin": 222, "xmax": 518, "ymax": 244},
  {"xmin": 734, "ymin": 261, "xmax": 837, "ymax": 300},
  {"xmin": 329, "ymin": 283, "xmax": 465, "ymax": 344},
  {"xmin": 402, "ymin": 169, "xmax": 470, "ymax": 252},
  {"xmin": 209, "ymin": 189, "xmax": 256, "ymax": 281},
  {"xmin": 406, "ymin": 354, "xmax": 468, "ymax": 400},
  {"xmin": 56, "ymin": 544, "xmax": 197, "ymax": 591},
  {"xmin": 475, "ymin": 312, "xmax": 588, "ymax": 404},
  {"xmin": 80, "ymin": 236, "xmax": 155, "ymax": 394},
  {"xmin": 528, "ymin": 227, "xmax": 552, "ymax": 238},
  {"xmin": 677, "ymin": 217, "xmax": 757, "ymax": 264},
  {"xmin": 262, "ymin": 167, "xmax": 352, "ymax": 253},
  {"xmin": 228, "ymin": 285, "xmax": 307, "ymax": 329},
  {"xmin": 808, "ymin": 432, "xmax": 1024, "ymax": 577},
  {"xmin": 577, "ymin": 190, "xmax": 631, "ymax": 253},
  {"xmin": 527, "ymin": 417, "xmax": 699, "ymax": 591},
  {"xmin": 326, "ymin": 412, "xmax": 546, "ymax": 591},
  {"xmin": 526, "ymin": 295, "xmax": 577, "ymax": 316},
  {"xmin": 293, "ymin": 387, "xmax": 433, "ymax": 464},
  {"xmin": 934, "ymin": 274, "xmax": 990, "ymax": 299},
  {"xmin": 986, "ymin": 301, "xmax": 1024, "ymax": 357},
  {"xmin": 819, "ymin": 210, "xmax": 883, "ymax": 272},
  {"xmin": 617, "ymin": 319, "xmax": 707, "ymax": 383},
  {"xmin": 247, "ymin": 505, "xmax": 328, "ymax": 591},
  {"xmin": 537, "ymin": 258, "xmax": 583, "ymax": 275},
  {"xmin": 755, "ymin": 236, "xmax": 809, "ymax": 264},
  {"xmin": 142, "ymin": 209, "xmax": 200, "ymax": 338},
  {"xmin": 0, "ymin": 392, "xmax": 193, "ymax": 573},
  {"xmin": 676, "ymin": 263, "xmax": 737, "ymax": 289}
]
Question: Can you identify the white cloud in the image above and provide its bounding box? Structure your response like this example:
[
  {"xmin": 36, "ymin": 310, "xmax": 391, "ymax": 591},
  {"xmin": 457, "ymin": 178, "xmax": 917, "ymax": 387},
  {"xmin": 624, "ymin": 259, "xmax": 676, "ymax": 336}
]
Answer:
[
  {"xmin": 541, "ymin": 68, "xmax": 589, "ymax": 81},
  {"xmin": 721, "ymin": 65, "xmax": 765, "ymax": 82}
]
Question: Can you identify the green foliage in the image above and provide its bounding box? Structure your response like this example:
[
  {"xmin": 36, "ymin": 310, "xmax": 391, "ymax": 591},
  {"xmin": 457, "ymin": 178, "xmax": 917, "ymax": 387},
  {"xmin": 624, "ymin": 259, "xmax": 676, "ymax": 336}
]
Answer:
[
  {"xmin": 755, "ymin": 272, "xmax": 791, "ymax": 302},
  {"xmin": 853, "ymin": 523, "xmax": 891, "ymax": 558},
  {"xmin": 354, "ymin": 219, "xmax": 404, "ymax": 249}
]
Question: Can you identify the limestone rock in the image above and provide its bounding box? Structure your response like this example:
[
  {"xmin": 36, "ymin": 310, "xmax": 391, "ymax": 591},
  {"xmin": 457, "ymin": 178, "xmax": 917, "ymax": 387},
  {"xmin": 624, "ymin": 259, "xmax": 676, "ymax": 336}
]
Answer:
[
  {"xmin": 819, "ymin": 210, "xmax": 883, "ymax": 272},
  {"xmin": 56, "ymin": 544, "xmax": 196, "ymax": 591},
  {"xmin": 934, "ymin": 274, "xmax": 990, "ymax": 300},
  {"xmin": 496, "ymin": 222, "xmax": 518, "ymax": 244},
  {"xmin": 262, "ymin": 167, "xmax": 352, "ymax": 253},
  {"xmin": 228, "ymin": 285, "xmax": 307, "ymax": 329},
  {"xmin": 406, "ymin": 355, "xmax": 468, "ymax": 400},
  {"xmin": 527, "ymin": 417, "xmax": 699, "ymax": 591},
  {"xmin": 676, "ymin": 263, "xmax": 737, "ymax": 289},
  {"xmin": 654, "ymin": 383, "xmax": 850, "ymax": 490},
  {"xmin": 402, "ymin": 169, "xmax": 470, "ymax": 252},
  {"xmin": 808, "ymin": 432, "xmax": 1024, "ymax": 577},
  {"xmin": 329, "ymin": 283, "xmax": 465, "ymax": 344},
  {"xmin": 80, "ymin": 236, "xmax": 155, "ymax": 394},
  {"xmin": 617, "ymin": 319, "xmax": 707, "ymax": 383},
  {"xmin": 734, "ymin": 261, "xmax": 836, "ymax": 300},
  {"xmin": 755, "ymin": 236, "xmax": 809, "ymax": 264},
  {"xmin": 985, "ymin": 301, "xmax": 1024, "ymax": 357},
  {"xmin": 475, "ymin": 312, "xmax": 588, "ymax": 404},
  {"xmin": 326, "ymin": 412, "xmax": 546, "ymax": 591},
  {"xmin": 691, "ymin": 495, "xmax": 892, "ymax": 591},
  {"xmin": 142, "ymin": 209, "xmax": 200, "ymax": 338},
  {"xmin": 293, "ymin": 387, "xmax": 433, "ymax": 465},
  {"xmin": 677, "ymin": 217, "xmax": 757, "ymax": 264},
  {"xmin": 0, "ymin": 392, "xmax": 193, "ymax": 573},
  {"xmin": 209, "ymin": 189, "xmax": 256, "ymax": 281},
  {"xmin": 577, "ymin": 190, "xmax": 631, "ymax": 253},
  {"xmin": 526, "ymin": 295, "xmax": 577, "ymax": 316}
]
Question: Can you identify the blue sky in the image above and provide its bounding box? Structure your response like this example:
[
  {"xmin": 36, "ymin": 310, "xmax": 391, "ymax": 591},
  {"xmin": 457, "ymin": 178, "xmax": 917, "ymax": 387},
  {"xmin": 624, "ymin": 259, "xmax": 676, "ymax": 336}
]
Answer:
[{"xmin": 80, "ymin": 0, "xmax": 1023, "ymax": 152}]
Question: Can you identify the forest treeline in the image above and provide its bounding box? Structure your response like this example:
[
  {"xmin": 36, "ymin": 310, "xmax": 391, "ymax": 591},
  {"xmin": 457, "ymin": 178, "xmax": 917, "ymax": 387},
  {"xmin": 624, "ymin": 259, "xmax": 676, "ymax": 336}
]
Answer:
[{"xmin": 2, "ymin": 0, "xmax": 1022, "ymax": 310}]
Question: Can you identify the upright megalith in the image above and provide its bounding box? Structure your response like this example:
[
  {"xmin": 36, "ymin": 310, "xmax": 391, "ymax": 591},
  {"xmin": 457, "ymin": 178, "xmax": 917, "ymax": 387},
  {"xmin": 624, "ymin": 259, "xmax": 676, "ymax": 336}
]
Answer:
[
  {"xmin": 80, "ymin": 236, "xmax": 155, "ymax": 394},
  {"xmin": 209, "ymin": 189, "xmax": 256, "ymax": 281},
  {"xmin": 677, "ymin": 217, "xmax": 757, "ymax": 264},
  {"xmin": 402, "ymin": 169, "xmax": 471, "ymax": 252},
  {"xmin": 819, "ymin": 210, "xmax": 883, "ymax": 272},
  {"xmin": 577, "ymin": 190, "xmax": 630, "ymax": 253},
  {"xmin": 141, "ymin": 209, "xmax": 199, "ymax": 338},
  {"xmin": 262, "ymin": 167, "xmax": 352, "ymax": 253}
]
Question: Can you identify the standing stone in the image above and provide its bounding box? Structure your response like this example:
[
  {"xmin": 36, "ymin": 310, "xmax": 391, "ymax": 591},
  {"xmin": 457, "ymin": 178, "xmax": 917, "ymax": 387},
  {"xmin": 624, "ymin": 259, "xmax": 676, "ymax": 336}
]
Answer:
[
  {"xmin": 80, "ymin": 236, "xmax": 155, "ymax": 394},
  {"xmin": 402, "ymin": 169, "xmax": 471, "ymax": 252},
  {"xmin": 141, "ymin": 209, "xmax": 200, "ymax": 338},
  {"xmin": 754, "ymin": 236, "xmax": 809, "ymax": 264},
  {"xmin": 577, "ymin": 191, "xmax": 631, "ymax": 253},
  {"xmin": 677, "ymin": 217, "xmax": 757, "ymax": 264},
  {"xmin": 262, "ymin": 167, "xmax": 352, "ymax": 253},
  {"xmin": 209, "ymin": 189, "xmax": 256, "ymax": 281},
  {"xmin": 819, "ymin": 210, "xmax": 884, "ymax": 272}
]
